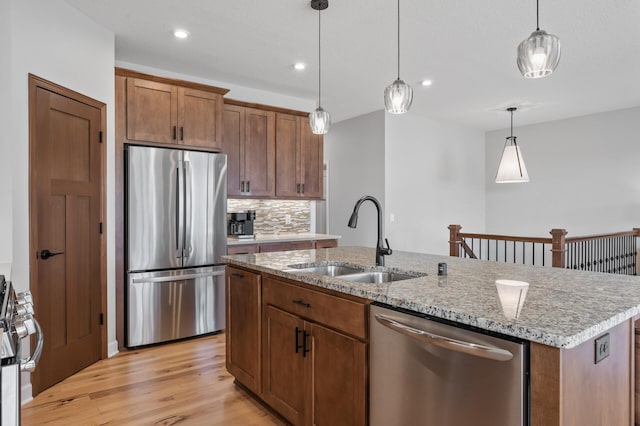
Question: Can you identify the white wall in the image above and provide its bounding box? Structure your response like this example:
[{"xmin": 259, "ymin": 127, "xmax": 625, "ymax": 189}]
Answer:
[
  {"xmin": 325, "ymin": 111, "xmax": 386, "ymax": 247},
  {"xmin": 0, "ymin": 1, "xmax": 12, "ymax": 264},
  {"xmin": 385, "ymin": 113, "xmax": 486, "ymax": 255},
  {"xmin": 486, "ymin": 106, "xmax": 640, "ymax": 237}
]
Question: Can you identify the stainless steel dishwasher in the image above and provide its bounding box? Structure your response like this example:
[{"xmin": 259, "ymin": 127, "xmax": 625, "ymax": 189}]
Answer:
[{"xmin": 370, "ymin": 303, "xmax": 528, "ymax": 426}]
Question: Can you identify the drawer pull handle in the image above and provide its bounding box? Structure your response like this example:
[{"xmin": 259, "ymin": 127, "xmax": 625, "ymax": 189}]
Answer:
[
  {"xmin": 295, "ymin": 327, "xmax": 303, "ymax": 354},
  {"xmin": 293, "ymin": 299, "xmax": 311, "ymax": 308},
  {"xmin": 230, "ymin": 273, "xmax": 244, "ymax": 279}
]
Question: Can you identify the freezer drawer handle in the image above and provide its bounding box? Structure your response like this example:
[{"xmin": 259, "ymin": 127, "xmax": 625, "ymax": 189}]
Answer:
[
  {"xmin": 374, "ymin": 313, "xmax": 514, "ymax": 362},
  {"xmin": 293, "ymin": 299, "xmax": 311, "ymax": 308},
  {"xmin": 132, "ymin": 271, "xmax": 224, "ymax": 283}
]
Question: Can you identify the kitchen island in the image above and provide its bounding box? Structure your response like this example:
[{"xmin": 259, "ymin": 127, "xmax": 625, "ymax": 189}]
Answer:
[{"xmin": 224, "ymin": 246, "xmax": 639, "ymax": 425}]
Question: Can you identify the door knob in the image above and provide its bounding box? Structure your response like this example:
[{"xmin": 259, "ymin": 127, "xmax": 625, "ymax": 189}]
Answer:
[{"xmin": 39, "ymin": 249, "xmax": 64, "ymax": 260}]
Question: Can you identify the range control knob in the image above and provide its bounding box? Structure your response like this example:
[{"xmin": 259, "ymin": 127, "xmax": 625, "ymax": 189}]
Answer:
[
  {"xmin": 16, "ymin": 303, "xmax": 34, "ymax": 316},
  {"xmin": 16, "ymin": 291, "xmax": 33, "ymax": 305},
  {"xmin": 14, "ymin": 320, "xmax": 29, "ymax": 339}
]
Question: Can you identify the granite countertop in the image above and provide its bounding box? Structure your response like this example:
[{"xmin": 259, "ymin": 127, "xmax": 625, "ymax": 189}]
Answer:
[
  {"xmin": 223, "ymin": 246, "xmax": 640, "ymax": 349},
  {"xmin": 227, "ymin": 233, "xmax": 341, "ymax": 246}
]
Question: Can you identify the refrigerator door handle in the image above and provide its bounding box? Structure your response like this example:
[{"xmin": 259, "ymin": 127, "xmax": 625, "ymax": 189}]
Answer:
[
  {"xmin": 184, "ymin": 159, "xmax": 193, "ymax": 258},
  {"xmin": 175, "ymin": 167, "xmax": 184, "ymax": 259}
]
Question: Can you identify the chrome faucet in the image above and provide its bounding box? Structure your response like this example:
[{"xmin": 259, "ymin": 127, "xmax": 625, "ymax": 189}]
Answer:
[{"xmin": 347, "ymin": 195, "xmax": 392, "ymax": 266}]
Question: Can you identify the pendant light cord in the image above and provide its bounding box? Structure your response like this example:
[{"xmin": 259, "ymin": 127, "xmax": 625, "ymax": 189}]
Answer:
[
  {"xmin": 397, "ymin": 0, "xmax": 400, "ymax": 80},
  {"xmin": 510, "ymin": 109, "xmax": 514, "ymax": 138},
  {"xmin": 536, "ymin": 0, "xmax": 540, "ymax": 31},
  {"xmin": 318, "ymin": 8, "xmax": 322, "ymax": 107}
]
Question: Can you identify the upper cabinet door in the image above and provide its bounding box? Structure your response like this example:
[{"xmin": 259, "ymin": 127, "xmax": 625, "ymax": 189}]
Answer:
[
  {"xmin": 222, "ymin": 104, "xmax": 245, "ymax": 197},
  {"xmin": 178, "ymin": 87, "xmax": 223, "ymax": 150},
  {"xmin": 243, "ymin": 108, "xmax": 275, "ymax": 197},
  {"xmin": 275, "ymin": 113, "xmax": 301, "ymax": 198},
  {"xmin": 299, "ymin": 119, "xmax": 323, "ymax": 199},
  {"xmin": 126, "ymin": 79, "xmax": 178, "ymax": 144}
]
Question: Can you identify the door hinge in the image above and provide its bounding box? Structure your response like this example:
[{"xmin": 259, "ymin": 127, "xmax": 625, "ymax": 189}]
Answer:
[
  {"xmin": 99, "ymin": 131, "xmax": 103, "ymax": 143},
  {"xmin": 99, "ymin": 222, "xmax": 103, "ymax": 234},
  {"xmin": 99, "ymin": 313, "xmax": 104, "ymax": 325}
]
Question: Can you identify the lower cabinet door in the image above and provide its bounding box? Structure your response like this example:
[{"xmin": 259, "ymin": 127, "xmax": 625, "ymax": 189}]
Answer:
[
  {"xmin": 226, "ymin": 267, "xmax": 261, "ymax": 394},
  {"xmin": 306, "ymin": 323, "xmax": 367, "ymax": 426},
  {"xmin": 262, "ymin": 305, "xmax": 306, "ymax": 425}
]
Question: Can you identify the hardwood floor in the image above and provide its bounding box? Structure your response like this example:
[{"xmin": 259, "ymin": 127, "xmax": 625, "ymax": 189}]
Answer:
[{"xmin": 22, "ymin": 333, "xmax": 285, "ymax": 425}]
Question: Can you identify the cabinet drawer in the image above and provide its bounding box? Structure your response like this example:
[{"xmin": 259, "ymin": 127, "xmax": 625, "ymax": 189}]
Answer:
[
  {"xmin": 263, "ymin": 277, "xmax": 367, "ymax": 340},
  {"xmin": 227, "ymin": 244, "xmax": 260, "ymax": 255}
]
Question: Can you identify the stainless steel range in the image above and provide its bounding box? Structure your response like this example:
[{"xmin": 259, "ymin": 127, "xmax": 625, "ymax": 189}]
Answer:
[{"xmin": 0, "ymin": 275, "xmax": 43, "ymax": 425}]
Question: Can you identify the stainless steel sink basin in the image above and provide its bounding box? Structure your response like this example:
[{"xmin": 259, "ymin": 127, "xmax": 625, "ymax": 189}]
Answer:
[
  {"xmin": 286, "ymin": 265, "xmax": 366, "ymax": 276},
  {"xmin": 338, "ymin": 271, "xmax": 422, "ymax": 283}
]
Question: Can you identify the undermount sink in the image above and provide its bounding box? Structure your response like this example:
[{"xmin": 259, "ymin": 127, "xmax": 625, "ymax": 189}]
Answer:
[
  {"xmin": 286, "ymin": 264, "xmax": 366, "ymax": 276},
  {"xmin": 286, "ymin": 262, "xmax": 425, "ymax": 283},
  {"xmin": 337, "ymin": 271, "xmax": 421, "ymax": 284}
]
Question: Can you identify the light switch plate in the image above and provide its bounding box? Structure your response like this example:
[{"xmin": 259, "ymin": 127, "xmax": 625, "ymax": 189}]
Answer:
[{"xmin": 594, "ymin": 333, "xmax": 610, "ymax": 364}]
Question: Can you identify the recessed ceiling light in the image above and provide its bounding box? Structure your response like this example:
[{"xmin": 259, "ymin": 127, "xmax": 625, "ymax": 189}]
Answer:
[
  {"xmin": 174, "ymin": 29, "xmax": 189, "ymax": 39},
  {"xmin": 294, "ymin": 62, "xmax": 306, "ymax": 71},
  {"xmin": 421, "ymin": 80, "xmax": 433, "ymax": 87}
]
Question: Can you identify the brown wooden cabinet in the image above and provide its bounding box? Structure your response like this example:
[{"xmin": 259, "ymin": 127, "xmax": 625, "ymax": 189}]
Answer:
[
  {"xmin": 227, "ymin": 239, "xmax": 338, "ymax": 255},
  {"xmin": 225, "ymin": 267, "xmax": 262, "ymax": 395},
  {"xmin": 275, "ymin": 113, "xmax": 323, "ymax": 199},
  {"xmin": 261, "ymin": 276, "xmax": 367, "ymax": 426},
  {"xmin": 222, "ymin": 104, "xmax": 275, "ymax": 197},
  {"xmin": 125, "ymin": 77, "xmax": 224, "ymax": 150}
]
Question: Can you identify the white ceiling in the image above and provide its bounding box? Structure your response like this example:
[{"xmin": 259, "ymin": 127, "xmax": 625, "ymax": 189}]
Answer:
[{"xmin": 65, "ymin": 0, "xmax": 640, "ymax": 131}]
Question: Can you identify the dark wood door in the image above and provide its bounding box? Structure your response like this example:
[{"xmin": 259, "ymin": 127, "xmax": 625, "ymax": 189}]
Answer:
[
  {"xmin": 299, "ymin": 119, "xmax": 323, "ymax": 199},
  {"xmin": 244, "ymin": 108, "xmax": 275, "ymax": 197},
  {"xmin": 178, "ymin": 87, "xmax": 223, "ymax": 149},
  {"xmin": 275, "ymin": 113, "xmax": 300, "ymax": 198},
  {"xmin": 262, "ymin": 305, "xmax": 305, "ymax": 425},
  {"xmin": 306, "ymin": 323, "xmax": 367, "ymax": 426},
  {"xmin": 30, "ymin": 78, "xmax": 104, "ymax": 394},
  {"xmin": 222, "ymin": 104, "xmax": 245, "ymax": 196},
  {"xmin": 126, "ymin": 78, "xmax": 177, "ymax": 144},
  {"xmin": 226, "ymin": 267, "xmax": 261, "ymax": 395}
]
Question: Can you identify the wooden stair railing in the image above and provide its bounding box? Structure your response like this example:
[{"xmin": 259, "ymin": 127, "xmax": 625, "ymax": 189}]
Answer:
[{"xmin": 448, "ymin": 225, "xmax": 640, "ymax": 275}]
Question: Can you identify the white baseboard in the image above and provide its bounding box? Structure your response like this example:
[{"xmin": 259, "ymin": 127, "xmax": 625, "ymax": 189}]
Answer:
[
  {"xmin": 108, "ymin": 339, "xmax": 119, "ymax": 358},
  {"xmin": 21, "ymin": 380, "xmax": 33, "ymax": 406}
]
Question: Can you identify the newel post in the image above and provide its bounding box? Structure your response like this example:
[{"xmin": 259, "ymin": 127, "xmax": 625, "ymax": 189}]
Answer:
[
  {"xmin": 448, "ymin": 224, "xmax": 462, "ymax": 257},
  {"xmin": 550, "ymin": 229, "xmax": 568, "ymax": 268}
]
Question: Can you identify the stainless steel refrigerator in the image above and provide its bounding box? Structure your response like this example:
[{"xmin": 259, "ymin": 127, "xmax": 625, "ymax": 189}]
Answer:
[{"xmin": 125, "ymin": 145, "xmax": 227, "ymax": 347}]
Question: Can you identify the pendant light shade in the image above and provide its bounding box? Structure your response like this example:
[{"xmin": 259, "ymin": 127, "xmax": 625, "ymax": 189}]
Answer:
[
  {"xmin": 517, "ymin": 0, "xmax": 560, "ymax": 78},
  {"xmin": 384, "ymin": 0, "xmax": 412, "ymax": 114},
  {"xmin": 384, "ymin": 79, "xmax": 413, "ymax": 114},
  {"xmin": 309, "ymin": 106, "xmax": 331, "ymax": 134},
  {"xmin": 496, "ymin": 108, "xmax": 529, "ymax": 183},
  {"xmin": 309, "ymin": 0, "xmax": 331, "ymax": 135}
]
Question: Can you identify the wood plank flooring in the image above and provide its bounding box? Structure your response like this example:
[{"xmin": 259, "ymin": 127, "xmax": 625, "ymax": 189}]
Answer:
[{"xmin": 22, "ymin": 333, "xmax": 284, "ymax": 425}]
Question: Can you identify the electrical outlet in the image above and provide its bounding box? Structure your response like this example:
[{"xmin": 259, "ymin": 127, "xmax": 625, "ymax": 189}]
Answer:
[
  {"xmin": 285, "ymin": 214, "xmax": 291, "ymax": 225},
  {"xmin": 594, "ymin": 333, "xmax": 610, "ymax": 364}
]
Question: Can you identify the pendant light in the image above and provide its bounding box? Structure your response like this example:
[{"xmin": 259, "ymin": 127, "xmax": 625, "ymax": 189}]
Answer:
[
  {"xmin": 309, "ymin": 0, "xmax": 331, "ymax": 135},
  {"xmin": 384, "ymin": 0, "xmax": 413, "ymax": 114},
  {"xmin": 496, "ymin": 107, "xmax": 530, "ymax": 183},
  {"xmin": 517, "ymin": 0, "xmax": 561, "ymax": 78}
]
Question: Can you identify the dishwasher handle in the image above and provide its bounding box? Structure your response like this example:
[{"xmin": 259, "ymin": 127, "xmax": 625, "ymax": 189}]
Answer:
[{"xmin": 374, "ymin": 313, "xmax": 514, "ymax": 362}]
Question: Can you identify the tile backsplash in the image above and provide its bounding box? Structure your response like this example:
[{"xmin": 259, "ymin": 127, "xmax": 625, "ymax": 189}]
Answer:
[{"xmin": 228, "ymin": 199, "xmax": 311, "ymax": 235}]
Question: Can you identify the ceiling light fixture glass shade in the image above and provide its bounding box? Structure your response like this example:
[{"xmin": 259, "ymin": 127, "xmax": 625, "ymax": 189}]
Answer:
[
  {"xmin": 384, "ymin": 79, "xmax": 413, "ymax": 114},
  {"xmin": 496, "ymin": 108, "xmax": 530, "ymax": 183},
  {"xmin": 309, "ymin": 0, "xmax": 331, "ymax": 135},
  {"xmin": 517, "ymin": 0, "xmax": 560, "ymax": 78},
  {"xmin": 384, "ymin": 0, "xmax": 413, "ymax": 114},
  {"xmin": 309, "ymin": 106, "xmax": 331, "ymax": 134}
]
